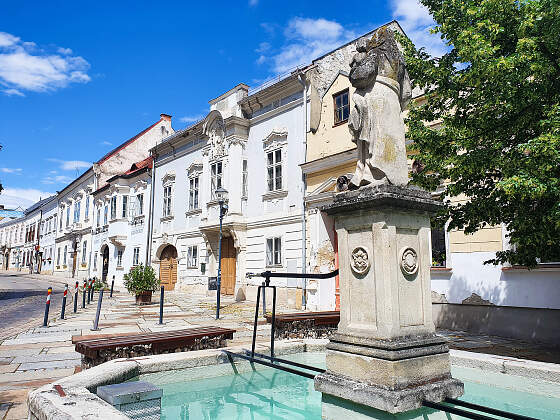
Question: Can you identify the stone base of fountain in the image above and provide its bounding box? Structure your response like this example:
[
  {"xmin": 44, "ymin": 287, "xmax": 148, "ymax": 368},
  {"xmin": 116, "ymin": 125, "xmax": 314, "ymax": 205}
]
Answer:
[{"xmin": 315, "ymin": 185, "xmax": 464, "ymax": 417}]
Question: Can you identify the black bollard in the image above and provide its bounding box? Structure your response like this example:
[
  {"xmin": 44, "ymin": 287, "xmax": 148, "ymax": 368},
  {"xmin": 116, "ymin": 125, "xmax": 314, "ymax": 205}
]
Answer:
[
  {"xmin": 82, "ymin": 279, "xmax": 86, "ymax": 308},
  {"xmin": 110, "ymin": 275, "xmax": 115, "ymax": 298},
  {"xmin": 73, "ymin": 281, "xmax": 78, "ymax": 313},
  {"xmin": 92, "ymin": 289, "xmax": 104, "ymax": 331},
  {"xmin": 61, "ymin": 284, "xmax": 68, "ymax": 320},
  {"xmin": 91, "ymin": 278, "xmax": 95, "ymax": 302},
  {"xmin": 159, "ymin": 285, "xmax": 165, "ymax": 325},
  {"xmin": 262, "ymin": 281, "xmax": 266, "ymax": 317},
  {"xmin": 43, "ymin": 287, "xmax": 52, "ymax": 327},
  {"xmin": 87, "ymin": 278, "xmax": 91, "ymax": 305}
]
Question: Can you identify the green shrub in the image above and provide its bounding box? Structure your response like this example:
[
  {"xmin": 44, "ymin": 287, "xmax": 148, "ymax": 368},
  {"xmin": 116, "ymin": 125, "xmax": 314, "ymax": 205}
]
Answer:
[{"xmin": 123, "ymin": 264, "xmax": 159, "ymax": 295}]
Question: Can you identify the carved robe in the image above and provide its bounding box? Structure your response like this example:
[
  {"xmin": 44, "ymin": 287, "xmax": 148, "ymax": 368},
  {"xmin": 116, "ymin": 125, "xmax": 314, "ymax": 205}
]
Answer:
[{"xmin": 348, "ymin": 29, "xmax": 412, "ymax": 189}]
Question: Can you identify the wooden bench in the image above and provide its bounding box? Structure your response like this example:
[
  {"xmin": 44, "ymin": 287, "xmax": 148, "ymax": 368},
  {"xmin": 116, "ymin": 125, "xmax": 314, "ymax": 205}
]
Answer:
[
  {"xmin": 265, "ymin": 311, "xmax": 340, "ymax": 339},
  {"xmin": 73, "ymin": 326, "xmax": 235, "ymax": 368}
]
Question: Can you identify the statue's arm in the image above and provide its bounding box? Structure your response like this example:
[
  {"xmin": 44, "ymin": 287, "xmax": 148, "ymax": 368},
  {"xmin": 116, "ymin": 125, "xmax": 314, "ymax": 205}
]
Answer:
[{"xmin": 349, "ymin": 94, "xmax": 367, "ymax": 142}]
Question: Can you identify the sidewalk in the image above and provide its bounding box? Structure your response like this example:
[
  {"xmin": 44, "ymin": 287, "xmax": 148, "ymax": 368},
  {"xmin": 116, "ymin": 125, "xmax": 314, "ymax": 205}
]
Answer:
[{"xmin": 1, "ymin": 272, "xmax": 559, "ymax": 419}]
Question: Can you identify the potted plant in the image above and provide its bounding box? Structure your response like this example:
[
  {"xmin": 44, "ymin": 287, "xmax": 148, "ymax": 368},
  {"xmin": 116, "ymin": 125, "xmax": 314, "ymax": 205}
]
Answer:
[{"xmin": 123, "ymin": 264, "xmax": 159, "ymax": 305}]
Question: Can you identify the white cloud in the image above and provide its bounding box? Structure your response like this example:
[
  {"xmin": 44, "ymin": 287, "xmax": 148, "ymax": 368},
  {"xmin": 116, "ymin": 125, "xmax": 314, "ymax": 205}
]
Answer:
[
  {"xmin": 0, "ymin": 167, "xmax": 22, "ymax": 174},
  {"xmin": 390, "ymin": 0, "xmax": 447, "ymax": 57},
  {"xmin": 2, "ymin": 88, "xmax": 24, "ymax": 96},
  {"xmin": 255, "ymin": 42, "xmax": 270, "ymax": 53},
  {"xmin": 0, "ymin": 31, "xmax": 91, "ymax": 96},
  {"xmin": 99, "ymin": 141, "xmax": 112, "ymax": 146},
  {"xmin": 179, "ymin": 115, "xmax": 204, "ymax": 124},
  {"xmin": 41, "ymin": 174, "xmax": 73, "ymax": 185},
  {"xmin": 47, "ymin": 158, "xmax": 91, "ymax": 171},
  {"xmin": 249, "ymin": 0, "xmax": 258, "ymax": 5},
  {"xmin": 262, "ymin": 17, "xmax": 356, "ymax": 74},
  {"xmin": 0, "ymin": 187, "xmax": 54, "ymax": 209}
]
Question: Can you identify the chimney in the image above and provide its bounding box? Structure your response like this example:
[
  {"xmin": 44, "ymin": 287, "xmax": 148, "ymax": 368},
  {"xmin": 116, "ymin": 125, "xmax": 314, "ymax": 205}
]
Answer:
[{"xmin": 160, "ymin": 114, "xmax": 172, "ymax": 122}]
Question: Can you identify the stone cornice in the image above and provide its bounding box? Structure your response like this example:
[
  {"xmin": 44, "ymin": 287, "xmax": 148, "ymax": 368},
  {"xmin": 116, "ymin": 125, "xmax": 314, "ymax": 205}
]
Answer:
[{"xmin": 300, "ymin": 148, "xmax": 358, "ymax": 175}]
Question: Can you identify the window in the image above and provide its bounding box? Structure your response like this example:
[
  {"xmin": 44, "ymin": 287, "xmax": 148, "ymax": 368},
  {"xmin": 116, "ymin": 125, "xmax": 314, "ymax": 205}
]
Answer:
[
  {"xmin": 82, "ymin": 241, "xmax": 87, "ymax": 264},
  {"xmin": 266, "ymin": 237, "xmax": 282, "ymax": 266},
  {"xmin": 66, "ymin": 206, "xmax": 70, "ymax": 227},
  {"xmin": 163, "ymin": 185, "xmax": 172, "ymax": 217},
  {"xmin": 242, "ymin": 159, "xmax": 248, "ymax": 197},
  {"xmin": 93, "ymin": 251, "xmax": 97, "ymax": 270},
  {"xmin": 63, "ymin": 245, "xmax": 67, "ymax": 265},
  {"xmin": 117, "ymin": 249, "xmax": 123, "ymax": 267},
  {"xmin": 104, "ymin": 206, "xmax": 108, "ymax": 225},
  {"xmin": 210, "ymin": 161, "xmax": 222, "ymax": 199},
  {"xmin": 431, "ymin": 228, "xmax": 446, "ymax": 267},
  {"xmin": 267, "ymin": 150, "xmax": 282, "ymax": 191},
  {"xmin": 110, "ymin": 196, "xmax": 117, "ymax": 220},
  {"xmin": 85, "ymin": 197, "xmax": 90, "ymax": 220},
  {"xmin": 189, "ymin": 176, "xmax": 199, "ymax": 210},
  {"xmin": 137, "ymin": 194, "xmax": 144, "ymax": 215},
  {"xmin": 122, "ymin": 195, "xmax": 128, "ymax": 218},
  {"xmin": 187, "ymin": 245, "xmax": 198, "ymax": 268},
  {"xmin": 74, "ymin": 200, "xmax": 81, "ymax": 223},
  {"xmin": 333, "ymin": 89, "xmax": 349, "ymax": 124},
  {"xmin": 97, "ymin": 208, "xmax": 101, "ymax": 227},
  {"xmin": 60, "ymin": 210, "xmax": 63, "ymax": 230},
  {"xmin": 133, "ymin": 247, "xmax": 140, "ymax": 266}
]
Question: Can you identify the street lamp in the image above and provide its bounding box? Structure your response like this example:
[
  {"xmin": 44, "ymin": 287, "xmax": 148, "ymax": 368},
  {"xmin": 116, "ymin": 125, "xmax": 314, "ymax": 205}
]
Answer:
[{"xmin": 215, "ymin": 186, "xmax": 228, "ymax": 319}]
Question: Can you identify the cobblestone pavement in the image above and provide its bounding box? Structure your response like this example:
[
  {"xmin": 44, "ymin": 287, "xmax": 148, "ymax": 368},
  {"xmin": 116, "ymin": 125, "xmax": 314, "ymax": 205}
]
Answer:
[{"xmin": 0, "ymin": 271, "xmax": 559, "ymax": 419}]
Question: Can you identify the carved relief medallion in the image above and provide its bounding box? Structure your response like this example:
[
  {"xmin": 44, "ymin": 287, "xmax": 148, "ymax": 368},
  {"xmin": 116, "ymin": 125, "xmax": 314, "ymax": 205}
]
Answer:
[
  {"xmin": 400, "ymin": 247, "xmax": 418, "ymax": 276},
  {"xmin": 350, "ymin": 246, "xmax": 370, "ymax": 275}
]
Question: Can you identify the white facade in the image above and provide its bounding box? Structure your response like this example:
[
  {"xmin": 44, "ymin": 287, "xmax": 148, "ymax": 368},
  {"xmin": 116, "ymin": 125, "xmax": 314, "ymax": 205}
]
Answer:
[
  {"xmin": 151, "ymin": 80, "xmax": 307, "ymax": 307},
  {"xmin": 91, "ymin": 160, "xmax": 152, "ymax": 286},
  {"xmin": 0, "ymin": 217, "xmax": 25, "ymax": 270},
  {"xmin": 38, "ymin": 197, "xmax": 59, "ymax": 274}
]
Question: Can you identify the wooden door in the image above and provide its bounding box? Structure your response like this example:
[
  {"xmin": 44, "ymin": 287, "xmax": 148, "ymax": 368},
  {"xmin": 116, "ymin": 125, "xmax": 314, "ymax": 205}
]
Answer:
[
  {"xmin": 220, "ymin": 237, "xmax": 236, "ymax": 295},
  {"xmin": 159, "ymin": 246, "xmax": 177, "ymax": 291},
  {"xmin": 72, "ymin": 251, "xmax": 77, "ymax": 278}
]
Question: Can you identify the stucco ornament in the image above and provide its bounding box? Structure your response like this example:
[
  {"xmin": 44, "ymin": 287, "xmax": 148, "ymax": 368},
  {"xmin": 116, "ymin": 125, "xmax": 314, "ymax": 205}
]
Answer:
[
  {"xmin": 350, "ymin": 246, "xmax": 370, "ymax": 274},
  {"xmin": 400, "ymin": 247, "xmax": 418, "ymax": 276},
  {"xmin": 348, "ymin": 27, "xmax": 412, "ymax": 189}
]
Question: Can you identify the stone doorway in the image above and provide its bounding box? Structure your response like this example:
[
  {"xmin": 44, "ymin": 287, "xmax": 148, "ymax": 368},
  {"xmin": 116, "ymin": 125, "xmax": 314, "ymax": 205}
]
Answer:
[
  {"xmin": 220, "ymin": 236, "xmax": 236, "ymax": 295},
  {"xmin": 101, "ymin": 245, "xmax": 109, "ymax": 283},
  {"xmin": 159, "ymin": 245, "xmax": 177, "ymax": 291}
]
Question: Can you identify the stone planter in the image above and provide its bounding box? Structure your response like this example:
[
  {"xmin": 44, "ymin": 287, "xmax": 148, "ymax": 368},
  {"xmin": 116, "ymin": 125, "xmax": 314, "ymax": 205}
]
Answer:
[{"xmin": 135, "ymin": 291, "xmax": 152, "ymax": 305}]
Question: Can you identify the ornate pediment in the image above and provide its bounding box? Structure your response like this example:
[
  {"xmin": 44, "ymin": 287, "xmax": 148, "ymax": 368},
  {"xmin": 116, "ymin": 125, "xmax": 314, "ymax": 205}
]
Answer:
[
  {"xmin": 161, "ymin": 172, "xmax": 176, "ymax": 186},
  {"xmin": 187, "ymin": 161, "xmax": 203, "ymax": 177},
  {"xmin": 263, "ymin": 128, "xmax": 288, "ymax": 151},
  {"xmin": 202, "ymin": 110, "xmax": 226, "ymax": 159},
  {"xmin": 131, "ymin": 179, "xmax": 148, "ymax": 192}
]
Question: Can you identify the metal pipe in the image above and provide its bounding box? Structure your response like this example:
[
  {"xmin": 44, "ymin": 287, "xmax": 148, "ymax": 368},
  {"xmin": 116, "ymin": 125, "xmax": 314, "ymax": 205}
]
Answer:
[
  {"xmin": 216, "ymin": 201, "xmax": 224, "ymax": 320},
  {"xmin": 43, "ymin": 287, "xmax": 52, "ymax": 327},
  {"xmin": 223, "ymin": 350, "xmax": 316, "ymax": 380},
  {"xmin": 246, "ymin": 351, "xmax": 324, "ymax": 373},
  {"xmin": 92, "ymin": 289, "xmax": 103, "ymax": 331},
  {"xmin": 271, "ymin": 285, "xmax": 276, "ymax": 359},
  {"xmin": 422, "ymin": 400, "xmax": 499, "ymax": 420},
  {"xmin": 61, "ymin": 283, "xmax": 68, "ymax": 320},
  {"xmin": 146, "ymin": 149, "xmax": 157, "ymax": 266},
  {"xmin": 159, "ymin": 285, "xmax": 164, "ymax": 325},
  {"xmin": 73, "ymin": 281, "xmax": 78, "ymax": 313},
  {"xmin": 251, "ymin": 285, "xmax": 262, "ymax": 358},
  {"xmin": 247, "ymin": 269, "xmax": 338, "ymax": 280},
  {"xmin": 297, "ymin": 72, "xmax": 308, "ymax": 311},
  {"xmin": 262, "ymin": 281, "xmax": 266, "ymax": 317},
  {"xmin": 445, "ymin": 398, "xmax": 538, "ymax": 420}
]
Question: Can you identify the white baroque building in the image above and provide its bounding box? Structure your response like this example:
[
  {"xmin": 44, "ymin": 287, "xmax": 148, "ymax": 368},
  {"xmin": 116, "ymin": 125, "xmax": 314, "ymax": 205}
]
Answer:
[{"xmin": 150, "ymin": 80, "xmax": 307, "ymax": 307}]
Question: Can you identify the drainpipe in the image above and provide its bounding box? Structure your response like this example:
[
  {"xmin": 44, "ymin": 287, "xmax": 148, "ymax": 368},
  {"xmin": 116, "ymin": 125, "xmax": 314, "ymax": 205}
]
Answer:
[
  {"xmin": 146, "ymin": 147, "xmax": 157, "ymax": 266},
  {"xmin": 297, "ymin": 72, "xmax": 308, "ymax": 310}
]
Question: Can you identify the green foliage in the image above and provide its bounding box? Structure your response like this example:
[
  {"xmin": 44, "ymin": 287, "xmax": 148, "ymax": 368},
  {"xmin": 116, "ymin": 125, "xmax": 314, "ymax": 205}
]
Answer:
[
  {"xmin": 400, "ymin": 0, "xmax": 560, "ymax": 267},
  {"xmin": 123, "ymin": 264, "xmax": 159, "ymax": 295}
]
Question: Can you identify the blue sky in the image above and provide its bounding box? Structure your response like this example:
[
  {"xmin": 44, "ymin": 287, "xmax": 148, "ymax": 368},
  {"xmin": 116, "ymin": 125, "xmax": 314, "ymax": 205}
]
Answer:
[{"xmin": 0, "ymin": 0, "xmax": 442, "ymax": 209}]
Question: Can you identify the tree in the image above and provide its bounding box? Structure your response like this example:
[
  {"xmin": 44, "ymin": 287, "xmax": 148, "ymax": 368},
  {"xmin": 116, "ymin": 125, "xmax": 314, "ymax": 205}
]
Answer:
[{"xmin": 400, "ymin": 0, "xmax": 560, "ymax": 267}]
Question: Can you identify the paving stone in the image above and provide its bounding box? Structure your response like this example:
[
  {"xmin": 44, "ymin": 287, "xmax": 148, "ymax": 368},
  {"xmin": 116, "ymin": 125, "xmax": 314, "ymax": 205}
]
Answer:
[
  {"xmin": 0, "ymin": 349, "xmax": 41, "ymax": 357},
  {"xmin": 0, "ymin": 389, "xmax": 29, "ymax": 404},
  {"xmin": 2, "ymin": 334, "xmax": 72, "ymax": 345},
  {"xmin": 0, "ymin": 364, "xmax": 19, "ymax": 374},
  {"xmin": 0, "ymin": 356, "xmax": 13, "ymax": 364},
  {"xmin": 0, "ymin": 403, "xmax": 12, "ymax": 419},
  {"xmin": 0, "ymin": 367, "xmax": 75, "ymax": 382},
  {"xmin": 17, "ymin": 359, "xmax": 80, "ymax": 371},
  {"xmin": 44, "ymin": 346, "xmax": 76, "ymax": 354},
  {"xmin": 5, "ymin": 402, "xmax": 27, "ymax": 420},
  {"xmin": 13, "ymin": 352, "xmax": 80, "ymax": 364}
]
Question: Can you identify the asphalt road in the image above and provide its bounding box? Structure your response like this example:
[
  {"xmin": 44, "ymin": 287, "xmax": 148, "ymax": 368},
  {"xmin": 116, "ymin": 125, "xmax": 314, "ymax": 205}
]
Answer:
[{"xmin": 0, "ymin": 273, "xmax": 73, "ymax": 336}]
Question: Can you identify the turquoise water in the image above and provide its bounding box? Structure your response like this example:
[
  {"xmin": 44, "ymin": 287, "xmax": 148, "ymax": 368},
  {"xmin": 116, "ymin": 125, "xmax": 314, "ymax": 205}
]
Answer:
[{"xmin": 130, "ymin": 352, "xmax": 560, "ymax": 419}]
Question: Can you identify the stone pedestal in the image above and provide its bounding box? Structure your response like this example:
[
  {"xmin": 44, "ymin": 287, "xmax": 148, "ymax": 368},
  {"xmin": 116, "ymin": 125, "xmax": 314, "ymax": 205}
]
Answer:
[{"xmin": 314, "ymin": 185, "xmax": 463, "ymax": 416}]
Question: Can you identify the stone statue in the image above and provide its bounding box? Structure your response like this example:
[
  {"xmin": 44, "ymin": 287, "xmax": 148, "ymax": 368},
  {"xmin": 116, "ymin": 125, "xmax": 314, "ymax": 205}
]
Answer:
[{"xmin": 348, "ymin": 27, "xmax": 412, "ymax": 189}]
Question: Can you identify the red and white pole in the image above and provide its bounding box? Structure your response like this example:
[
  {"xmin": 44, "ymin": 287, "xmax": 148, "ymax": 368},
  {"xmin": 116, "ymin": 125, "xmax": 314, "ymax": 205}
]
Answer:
[
  {"xmin": 43, "ymin": 287, "xmax": 52, "ymax": 327},
  {"xmin": 61, "ymin": 284, "xmax": 68, "ymax": 320}
]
